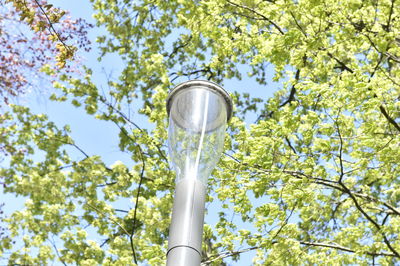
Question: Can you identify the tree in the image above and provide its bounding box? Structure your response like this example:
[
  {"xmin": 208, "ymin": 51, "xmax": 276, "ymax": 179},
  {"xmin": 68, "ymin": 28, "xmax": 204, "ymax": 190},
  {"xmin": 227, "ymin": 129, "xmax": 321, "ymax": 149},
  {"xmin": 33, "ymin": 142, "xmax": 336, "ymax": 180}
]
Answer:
[
  {"xmin": 1, "ymin": 0, "xmax": 400, "ymax": 265},
  {"xmin": 0, "ymin": 0, "xmax": 90, "ymax": 256},
  {"xmin": 0, "ymin": 0, "xmax": 91, "ymax": 168},
  {"xmin": 0, "ymin": 0, "xmax": 91, "ymax": 105}
]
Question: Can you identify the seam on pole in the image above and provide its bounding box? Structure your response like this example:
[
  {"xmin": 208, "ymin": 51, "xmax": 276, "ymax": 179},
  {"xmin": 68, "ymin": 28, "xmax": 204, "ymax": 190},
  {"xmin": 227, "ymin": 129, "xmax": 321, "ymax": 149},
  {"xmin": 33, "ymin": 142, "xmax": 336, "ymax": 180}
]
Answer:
[{"xmin": 166, "ymin": 245, "xmax": 201, "ymax": 257}]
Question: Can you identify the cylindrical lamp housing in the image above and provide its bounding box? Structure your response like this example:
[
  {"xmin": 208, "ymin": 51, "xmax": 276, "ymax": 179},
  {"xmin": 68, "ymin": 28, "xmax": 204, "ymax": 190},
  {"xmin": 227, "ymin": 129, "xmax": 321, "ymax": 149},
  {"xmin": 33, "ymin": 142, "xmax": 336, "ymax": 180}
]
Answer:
[
  {"xmin": 167, "ymin": 80, "xmax": 232, "ymax": 184},
  {"xmin": 166, "ymin": 80, "xmax": 232, "ymax": 265}
]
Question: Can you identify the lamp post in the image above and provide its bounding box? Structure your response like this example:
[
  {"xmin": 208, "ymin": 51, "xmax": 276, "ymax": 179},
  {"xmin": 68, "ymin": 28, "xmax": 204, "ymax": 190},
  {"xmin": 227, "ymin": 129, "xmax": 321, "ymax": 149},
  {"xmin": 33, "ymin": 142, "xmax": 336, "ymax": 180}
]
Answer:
[{"xmin": 166, "ymin": 80, "xmax": 233, "ymax": 266}]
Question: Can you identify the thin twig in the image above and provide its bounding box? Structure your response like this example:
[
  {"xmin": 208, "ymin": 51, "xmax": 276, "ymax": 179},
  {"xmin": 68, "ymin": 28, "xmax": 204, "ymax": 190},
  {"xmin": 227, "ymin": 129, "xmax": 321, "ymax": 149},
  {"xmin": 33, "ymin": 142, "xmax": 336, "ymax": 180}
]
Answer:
[
  {"xmin": 32, "ymin": 0, "xmax": 72, "ymax": 53},
  {"xmin": 201, "ymin": 246, "xmax": 259, "ymax": 265},
  {"xmin": 299, "ymin": 241, "xmax": 397, "ymax": 257},
  {"xmin": 49, "ymin": 236, "xmax": 68, "ymax": 266},
  {"xmin": 98, "ymin": 95, "xmax": 170, "ymax": 163},
  {"xmin": 130, "ymin": 144, "xmax": 146, "ymax": 265},
  {"xmin": 226, "ymin": 0, "xmax": 284, "ymax": 35},
  {"xmin": 334, "ymin": 114, "xmax": 345, "ymax": 184}
]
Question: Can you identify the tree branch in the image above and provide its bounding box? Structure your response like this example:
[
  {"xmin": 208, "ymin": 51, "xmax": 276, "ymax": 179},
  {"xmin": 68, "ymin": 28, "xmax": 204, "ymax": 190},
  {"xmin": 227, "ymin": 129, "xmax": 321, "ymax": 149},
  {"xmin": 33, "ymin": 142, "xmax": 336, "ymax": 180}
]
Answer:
[
  {"xmin": 289, "ymin": 11, "xmax": 306, "ymax": 37},
  {"xmin": 257, "ymin": 69, "xmax": 300, "ymax": 121},
  {"xmin": 278, "ymin": 69, "xmax": 299, "ymax": 108},
  {"xmin": 169, "ymin": 67, "xmax": 217, "ymax": 82},
  {"xmin": 169, "ymin": 35, "xmax": 192, "ymax": 57},
  {"xmin": 224, "ymin": 153, "xmax": 400, "ymax": 216},
  {"xmin": 98, "ymin": 95, "xmax": 170, "ymax": 164},
  {"xmin": 331, "ymin": 120, "xmax": 400, "ymax": 257},
  {"xmin": 201, "ymin": 246, "xmax": 259, "ymax": 265},
  {"xmin": 130, "ymin": 144, "xmax": 145, "ymax": 265},
  {"xmin": 384, "ymin": 0, "xmax": 395, "ymax": 32},
  {"xmin": 49, "ymin": 236, "xmax": 68, "ymax": 266},
  {"xmin": 334, "ymin": 114, "xmax": 345, "ymax": 183},
  {"xmin": 379, "ymin": 105, "xmax": 400, "ymax": 132},
  {"xmin": 201, "ymin": 238, "xmax": 399, "ymax": 265},
  {"xmin": 226, "ymin": 0, "xmax": 284, "ymax": 35},
  {"xmin": 299, "ymin": 241, "xmax": 398, "ymax": 257},
  {"xmin": 32, "ymin": 0, "xmax": 72, "ymax": 53},
  {"xmin": 326, "ymin": 47, "xmax": 400, "ymax": 133},
  {"xmin": 326, "ymin": 52, "xmax": 354, "ymax": 73}
]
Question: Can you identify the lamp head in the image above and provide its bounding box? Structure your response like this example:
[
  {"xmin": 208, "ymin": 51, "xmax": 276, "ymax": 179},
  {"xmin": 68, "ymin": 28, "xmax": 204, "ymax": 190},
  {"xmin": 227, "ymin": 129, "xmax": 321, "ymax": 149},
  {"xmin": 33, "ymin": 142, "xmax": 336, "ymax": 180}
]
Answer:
[{"xmin": 166, "ymin": 80, "xmax": 232, "ymax": 184}]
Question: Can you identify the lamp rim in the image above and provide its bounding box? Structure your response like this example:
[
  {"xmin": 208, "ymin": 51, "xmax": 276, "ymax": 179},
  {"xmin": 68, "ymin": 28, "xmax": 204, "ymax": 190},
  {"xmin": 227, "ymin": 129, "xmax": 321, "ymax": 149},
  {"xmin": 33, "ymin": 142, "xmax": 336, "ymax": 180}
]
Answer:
[{"xmin": 166, "ymin": 80, "xmax": 233, "ymax": 122}]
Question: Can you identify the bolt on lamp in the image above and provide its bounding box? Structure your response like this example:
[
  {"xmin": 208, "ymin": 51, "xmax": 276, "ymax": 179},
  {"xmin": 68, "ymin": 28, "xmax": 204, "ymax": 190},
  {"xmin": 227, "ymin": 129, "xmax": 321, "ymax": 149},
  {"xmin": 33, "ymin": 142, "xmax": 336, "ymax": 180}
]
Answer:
[{"xmin": 166, "ymin": 80, "xmax": 233, "ymax": 265}]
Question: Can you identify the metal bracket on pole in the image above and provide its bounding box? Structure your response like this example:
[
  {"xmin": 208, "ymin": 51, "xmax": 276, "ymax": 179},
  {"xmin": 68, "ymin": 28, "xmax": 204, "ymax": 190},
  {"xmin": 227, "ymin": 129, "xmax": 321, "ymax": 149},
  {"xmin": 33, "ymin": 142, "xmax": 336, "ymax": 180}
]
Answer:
[{"xmin": 167, "ymin": 178, "xmax": 206, "ymax": 266}]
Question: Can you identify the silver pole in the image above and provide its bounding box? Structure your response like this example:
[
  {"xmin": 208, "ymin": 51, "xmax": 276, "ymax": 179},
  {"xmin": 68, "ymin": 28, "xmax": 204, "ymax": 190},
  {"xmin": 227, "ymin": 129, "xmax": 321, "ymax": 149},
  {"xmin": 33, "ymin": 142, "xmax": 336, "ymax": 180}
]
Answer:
[
  {"xmin": 166, "ymin": 178, "xmax": 206, "ymax": 266},
  {"xmin": 166, "ymin": 80, "xmax": 232, "ymax": 265}
]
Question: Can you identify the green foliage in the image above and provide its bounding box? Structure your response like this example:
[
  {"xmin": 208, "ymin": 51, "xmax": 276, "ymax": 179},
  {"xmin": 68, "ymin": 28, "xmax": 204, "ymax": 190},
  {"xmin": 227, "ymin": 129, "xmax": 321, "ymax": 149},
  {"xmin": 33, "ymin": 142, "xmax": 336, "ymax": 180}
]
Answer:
[{"xmin": 1, "ymin": 0, "xmax": 400, "ymax": 264}]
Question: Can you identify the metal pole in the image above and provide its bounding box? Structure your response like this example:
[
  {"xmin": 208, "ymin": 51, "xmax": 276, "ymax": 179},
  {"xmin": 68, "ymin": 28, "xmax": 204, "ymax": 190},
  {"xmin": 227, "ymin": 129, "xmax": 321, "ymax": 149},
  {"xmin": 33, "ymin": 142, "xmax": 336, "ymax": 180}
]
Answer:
[
  {"xmin": 166, "ymin": 177, "xmax": 206, "ymax": 266},
  {"xmin": 166, "ymin": 80, "xmax": 232, "ymax": 265}
]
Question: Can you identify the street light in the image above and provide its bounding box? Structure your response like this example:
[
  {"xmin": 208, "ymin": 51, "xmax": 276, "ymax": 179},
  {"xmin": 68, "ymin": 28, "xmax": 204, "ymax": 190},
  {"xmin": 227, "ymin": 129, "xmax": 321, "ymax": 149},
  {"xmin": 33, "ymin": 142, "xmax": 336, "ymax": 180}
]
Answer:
[{"xmin": 166, "ymin": 80, "xmax": 233, "ymax": 265}]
